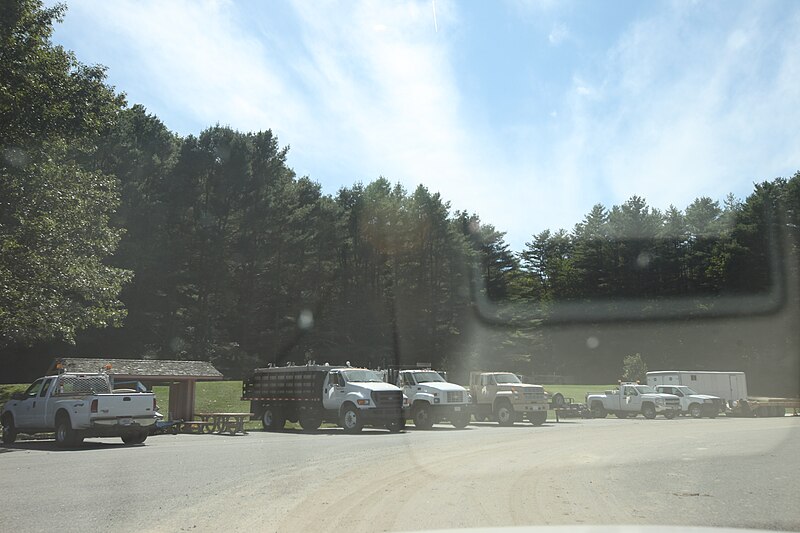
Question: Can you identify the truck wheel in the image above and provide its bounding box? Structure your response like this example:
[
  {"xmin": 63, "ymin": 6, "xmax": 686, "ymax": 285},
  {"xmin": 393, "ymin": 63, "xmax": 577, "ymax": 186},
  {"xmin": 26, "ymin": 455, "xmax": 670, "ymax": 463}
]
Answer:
[
  {"xmin": 413, "ymin": 403, "xmax": 434, "ymax": 430},
  {"xmin": 121, "ymin": 432, "xmax": 148, "ymax": 445},
  {"xmin": 664, "ymin": 410, "xmax": 677, "ymax": 419},
  {"xmin": 299, "ymin": 414, "xmax": 322, "ymax": 431},
  {"xmin": 1, "ymin": 414, "xmax": 17, "ymax": 444},
  {"xmin": 262, "ymin": 408, "xmax": 286, "ymax": 431},
  {"xmin": 496, "ymin": 402, "xmax": 514, "ymax": 426},
  {"xmin": 689, "ymin": 404, "xmax": 702, "ymax": 418},
  {"xmin": 591, "ymin": 402, "xmax": 607, "ymax": 418},
  {"xmin": 451, "ymin": 411, "xmax": 471, "ymax": 429},
  {"xmin": 528, "ymin": 411, "xmax": 547, "ymax": 426},
  {"xmin": 55, "ymin": 414, "xmax": 82, "ymax": 447},
  {"xmin": 385, "ymin": 418, "xmax": 405, "ymax": 433},
  {"xmin": 340, "ymin": 405, "xmax": 363, "ymax": 433},
  {"xmin": 641, "ymin": 404, "xmax": 657, "ymax": 419}
]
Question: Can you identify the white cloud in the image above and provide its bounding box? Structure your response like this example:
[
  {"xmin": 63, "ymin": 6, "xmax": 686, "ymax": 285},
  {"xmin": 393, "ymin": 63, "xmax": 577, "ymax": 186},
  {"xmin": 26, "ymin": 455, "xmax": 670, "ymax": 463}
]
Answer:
[{"xmin": 548, "ymin": 23, "xmax": 570, "ymax": 45}]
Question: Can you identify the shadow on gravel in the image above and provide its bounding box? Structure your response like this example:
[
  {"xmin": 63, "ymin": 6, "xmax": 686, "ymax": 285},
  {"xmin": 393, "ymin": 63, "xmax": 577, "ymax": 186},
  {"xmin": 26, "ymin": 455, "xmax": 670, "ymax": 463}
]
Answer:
[
  {"xmin": 0, "ymin": 440, "xmax": 132, "ymax": 453},
  {"xmin": 262, "ymin": 427, "xmax": 410, "ymax": 436}
]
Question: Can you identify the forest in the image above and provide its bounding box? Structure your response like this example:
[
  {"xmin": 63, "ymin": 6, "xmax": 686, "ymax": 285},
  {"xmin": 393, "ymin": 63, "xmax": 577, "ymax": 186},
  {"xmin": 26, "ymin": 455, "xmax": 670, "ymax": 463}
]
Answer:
[{"xmin": 2, "ymin": 1, "xmax": 798, "ymax": 394}]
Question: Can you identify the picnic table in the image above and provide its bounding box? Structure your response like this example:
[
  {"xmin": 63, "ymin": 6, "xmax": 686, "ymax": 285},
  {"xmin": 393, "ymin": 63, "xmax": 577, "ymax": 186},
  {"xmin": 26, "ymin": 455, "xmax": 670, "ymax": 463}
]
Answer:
[{"xmin": 187, "ymin": 413, "xmax": 254, "ymax": 435}]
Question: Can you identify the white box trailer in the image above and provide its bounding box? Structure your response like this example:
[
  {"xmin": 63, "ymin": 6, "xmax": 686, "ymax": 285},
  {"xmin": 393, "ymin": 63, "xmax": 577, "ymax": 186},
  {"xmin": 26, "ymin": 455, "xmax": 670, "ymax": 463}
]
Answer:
[
  {"xmin": 647, "ymin": 370, "xmax": 799, "ymax": 417},
  {"xmin": 646, "ymin": 371, "xmax": 747, "ymax": 403}
]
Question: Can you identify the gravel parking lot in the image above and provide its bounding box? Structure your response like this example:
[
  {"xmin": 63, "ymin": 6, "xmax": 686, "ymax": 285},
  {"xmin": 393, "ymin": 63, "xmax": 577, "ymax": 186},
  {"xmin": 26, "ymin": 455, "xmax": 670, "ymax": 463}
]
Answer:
[{"xmin": 1, "ymin": 416, "xmax": 798, "ymax": 532}]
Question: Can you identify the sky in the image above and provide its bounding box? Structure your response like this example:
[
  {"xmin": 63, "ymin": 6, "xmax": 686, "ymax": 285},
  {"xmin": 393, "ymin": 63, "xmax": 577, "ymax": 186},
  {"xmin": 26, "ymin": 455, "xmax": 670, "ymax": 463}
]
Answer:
[{"xmin": 47, "ymin": 0, "xmax": 800, "ymax": 251}]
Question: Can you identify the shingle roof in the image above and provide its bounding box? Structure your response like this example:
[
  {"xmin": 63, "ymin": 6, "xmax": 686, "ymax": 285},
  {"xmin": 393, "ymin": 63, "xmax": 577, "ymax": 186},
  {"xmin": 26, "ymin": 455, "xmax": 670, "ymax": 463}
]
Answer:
[{"xmin": 48, "ymin": 358, "xmax": 223, "ymax": 380}]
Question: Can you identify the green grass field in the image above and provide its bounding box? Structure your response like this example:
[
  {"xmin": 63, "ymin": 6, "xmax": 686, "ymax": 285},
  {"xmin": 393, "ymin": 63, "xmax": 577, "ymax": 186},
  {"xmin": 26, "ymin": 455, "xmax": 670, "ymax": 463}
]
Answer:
[{"xmin": 2, "ymin": 381, "xmax": 617, "ymax": 429}]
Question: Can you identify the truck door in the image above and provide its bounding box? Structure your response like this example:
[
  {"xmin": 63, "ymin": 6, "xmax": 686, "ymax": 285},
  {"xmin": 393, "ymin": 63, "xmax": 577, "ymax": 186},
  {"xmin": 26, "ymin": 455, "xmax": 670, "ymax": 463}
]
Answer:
[
  {"xmin": 323, "ymin": 372, "xmax": 345, "ymax": 410},
  {"xmin": 480, "ymin": 374, "xmax": 497, "ymax": 403},
  {"xmin": 400, "ymin": 373, "xmax": 416, "ymax": 399},
  {"xmin": 623, "ymin": 386, "xmax": 640, "ymax": 409},
  {"xmin": 28, "ymin": 378, "xmax": 54, "ymax": 428},
  {"xmin": 14, "ymin": 379, "xmax": 45, "ymax": 428}
]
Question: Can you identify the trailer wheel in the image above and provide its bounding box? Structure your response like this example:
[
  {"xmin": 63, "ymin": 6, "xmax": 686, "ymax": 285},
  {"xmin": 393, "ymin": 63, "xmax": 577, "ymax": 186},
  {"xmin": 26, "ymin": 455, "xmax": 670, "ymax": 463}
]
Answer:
[
  {"xmin": 551, "ymin": 393, "xmax": 565, "ymax": 408},
  {"xmin": 262, "ymin": 408, "xmax": 285, "ymax": 431},
  {"xmin": 528, "ymin": 411, "xmax": 547, "ymax": 426},
  {"xmin": 341, "ymin": 404, "xmax": 363, "ymax": 433},
  {"xmin": 1, "ymin": 414, "xmax": 16, "ymax": 444},
  {"xmin": 121, "ymin": 432, "xmax": 148, "ymax": 445},
  {"xmin": 299, "ymin": 414, "xmax": 322, "ymax": 431},
  {"xmin": 641, "ymin": 403, "xmax": 657, "ymax": 420},
  {"xmin": 451, "ymin": 411, "xmax": 471, "ymax": 429},
  {"xmin": 495, "ymin": 402, "xmax": 514, "ymax": 426},
  {"xmin": 689, "ymin": 404, "xmax": 702, "ymax": 418},
  {"xmin": 413, "ymin": 403, "xmax": 434, "ymax": 430}
]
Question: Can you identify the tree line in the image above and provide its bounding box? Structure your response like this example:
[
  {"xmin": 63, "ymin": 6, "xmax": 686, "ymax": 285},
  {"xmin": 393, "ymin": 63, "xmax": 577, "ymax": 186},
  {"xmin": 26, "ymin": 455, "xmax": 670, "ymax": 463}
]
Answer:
[{"xmin": 2, "ymin": 1, "xmax": 798, "ymax": 394}]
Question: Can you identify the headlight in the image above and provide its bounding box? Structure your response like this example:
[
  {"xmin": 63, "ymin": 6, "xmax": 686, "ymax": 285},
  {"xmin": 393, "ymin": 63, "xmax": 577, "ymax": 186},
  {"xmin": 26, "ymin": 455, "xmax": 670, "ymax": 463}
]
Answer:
[
  {"xmin": 357, "ymin": 399, "xmax": 370, "ymax": 406},
  {"xmin": 655, "ymin": 398, "xmax": 665, "ymax": 404},
  {"xmin": 703, "ymin": 399, "xmax": 713, "ymax": 404}
]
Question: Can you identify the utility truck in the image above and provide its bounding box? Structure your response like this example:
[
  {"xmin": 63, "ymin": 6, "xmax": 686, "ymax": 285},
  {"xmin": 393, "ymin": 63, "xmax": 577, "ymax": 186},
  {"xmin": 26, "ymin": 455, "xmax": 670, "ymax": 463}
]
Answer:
[
  {"xmin": 467, "ymin": 371, "xmax": 549, "ymax": 426},
  {"xmin": 242, "ymin": 364, "xmax": 405, "ymax": 433},
  {"xmin": 653, "ymin": 385, "xmax": 723, "ymax": 418},
  {"xmin": 1, "ymin": 372, "xmax": 157, "ymax": 446},
  {"xmin": 585, "ymin": 383, "xmax": 680, "ymax": 419},
  {"xmin": 389, "ymin": 369, "xmax": 471, "ymax": 429},
  {"xmin": 647, "ymin": 371, "xmax": 800, "ymax": 417}
]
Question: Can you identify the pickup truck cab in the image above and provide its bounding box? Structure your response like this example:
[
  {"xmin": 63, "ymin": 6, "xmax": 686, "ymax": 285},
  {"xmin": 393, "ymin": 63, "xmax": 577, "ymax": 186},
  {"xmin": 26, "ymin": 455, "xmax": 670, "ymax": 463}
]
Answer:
[
  {"xmin": 586, "ymin": 383, "xmax": 680, "ymax": 419},
  {"xmin": 397, "ymin": 370, "xmax": 471, "ymax": 429},
  {"xmin": 1, "ymin": 372, "xmax": 157, "ymax": 446},
  {"xmin": 468, "ymin": 371, "xmax": 549, "ymax": 426},
  {"xmin": 655, "ymin": 385, "xmax": 722, "ymax": 418}
]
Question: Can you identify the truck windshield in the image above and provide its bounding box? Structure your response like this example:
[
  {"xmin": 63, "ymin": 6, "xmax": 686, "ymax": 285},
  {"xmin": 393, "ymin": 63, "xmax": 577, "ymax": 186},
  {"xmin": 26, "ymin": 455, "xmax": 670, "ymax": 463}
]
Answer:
[
  {"xmin": 679, "ymin": 387, "xmax": 699, "ymax": 395},
  {"xmin": 341, "ymin": 369, "xmax": 383, "ymax": 383},
  {"xmin": 494, "ymin": 373, "xmax": 521, "ymax": 384},
  {"xmin": 635, "ymin": 385, "xmax": 656, "ymax": 394},
  {"xmin": 412, "ymin": 372, "xmax": 445, "ymax": 383}
]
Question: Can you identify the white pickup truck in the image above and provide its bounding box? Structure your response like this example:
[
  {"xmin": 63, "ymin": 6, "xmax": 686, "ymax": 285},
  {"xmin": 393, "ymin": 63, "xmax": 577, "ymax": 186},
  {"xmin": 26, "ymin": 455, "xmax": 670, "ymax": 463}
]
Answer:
[
  {"xmin": 654, "ymin": 385, "xmax": 723, "ymax": 418},
  {"xmin": 586, "ymin": 383, "xmax": 680, "ymax": 419},
  {"xmin": 1, "ymin": 372, "xmax": 157, "ymax": 446},
  {"xmin": 396, "ymin": 369, "xmax": 471, "ymax": 429}
]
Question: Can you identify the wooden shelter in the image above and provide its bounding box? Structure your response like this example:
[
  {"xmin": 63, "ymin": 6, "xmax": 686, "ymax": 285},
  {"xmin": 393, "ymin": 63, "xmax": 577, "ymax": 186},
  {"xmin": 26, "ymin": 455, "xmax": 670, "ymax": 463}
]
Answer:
[{"xmin": 47, "ymin": 357, "xmax": 223, "ymax": 421}]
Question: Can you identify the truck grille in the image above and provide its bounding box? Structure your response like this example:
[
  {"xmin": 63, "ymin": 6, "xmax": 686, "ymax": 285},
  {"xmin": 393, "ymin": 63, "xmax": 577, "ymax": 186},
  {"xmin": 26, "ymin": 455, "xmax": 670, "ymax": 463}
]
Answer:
[
  {"xmin": 666, "ymin": 399, "xmax": 680, "ymax": 408},
  {"xmin": 446, "ymin": 391, "xmax": 464, "ymax": 403},
  {"xmin": 372, "ymin": 391, "xmax": 403, "ymax": 408},
  {"xmin": 524, "ymin": 392, "xmax": 546, "ymax": 402}
]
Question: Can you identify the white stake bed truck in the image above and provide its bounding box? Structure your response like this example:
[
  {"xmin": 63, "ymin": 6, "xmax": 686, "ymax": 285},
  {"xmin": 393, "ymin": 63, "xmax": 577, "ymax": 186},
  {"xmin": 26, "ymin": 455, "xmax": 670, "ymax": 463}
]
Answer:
[
  {"xmin": 647, "ymin": 371, "xmax": 800, "ymax": 417},
  {"xmin": 1, "ymin": 372, "xmax": 157, "ymax": 446},
  {"xmin": 586, "ymin": 382, "xmax": 680, "ymax": 419},
  {"xmin": 243, "ymin": 364, "xmax": 405, "ymax": 433},
  {"xmin": 391, "ymin": 369, "xmax": 471, "ymax": 429}
]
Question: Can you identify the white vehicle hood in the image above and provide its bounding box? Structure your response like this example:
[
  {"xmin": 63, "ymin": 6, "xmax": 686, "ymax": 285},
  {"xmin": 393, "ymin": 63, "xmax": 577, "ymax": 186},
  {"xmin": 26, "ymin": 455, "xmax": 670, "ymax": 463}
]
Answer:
[
  {"xmin": 414, "ymin": 382, "xmax": 467, "ymax": 393},
  {"xmin": 351, "ymin": 381, "xmax": 401, "ymax": 392}
]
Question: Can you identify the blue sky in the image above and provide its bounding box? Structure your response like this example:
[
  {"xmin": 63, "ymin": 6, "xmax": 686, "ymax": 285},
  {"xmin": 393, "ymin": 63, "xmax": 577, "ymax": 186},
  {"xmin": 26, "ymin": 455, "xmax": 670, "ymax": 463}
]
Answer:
[{"xmin": 48, "ymin": 0, "xmax": 800, "ymax": 251}]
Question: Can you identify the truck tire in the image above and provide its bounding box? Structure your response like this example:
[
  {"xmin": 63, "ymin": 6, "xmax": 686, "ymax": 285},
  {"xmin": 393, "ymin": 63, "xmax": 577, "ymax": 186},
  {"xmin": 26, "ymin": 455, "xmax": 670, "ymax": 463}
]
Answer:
[
  {"xmin": 495, "ymin": 402, "xmax": 514, "ymax": 426},
  {"xmin": 121, "ymin": 432, "xmax": 148, "ymax": 445},
  {"xmin": 55, "ymin": 414, "xmax": 82, "ymax": 447},
  {"xmin": 641, "ymin": 403, "xmax": 657, "ymax": 420},
  {"xmin": 1, "ymin": 414, "xmax": 17, "ymax": 444},
  {"xmin": 340, "ymin": 404, "xmax": 363, "ymax": 433},
  {"xmin": 261, "ymin": 408, "xmax": 285, "ymax": 431},
  {"xmin": 385, "ymin": 418, "xmax": 405, "ymax": 433},
  {"xmin": 689, "ymin": 403, "xmax": 702, "ymax": 418},
  {"xmin": 590, "ymin": 402, "xmax": 607, "ymax": 418},
  {"xmin": 299, "ymin": 414, "xmax": 322, "ymax": 431},
  {"xmin": 528, "ymin": 411, "xmax": 547, "ymax": 426},
  {"xmin": 413, "ymin": 403, "xmax": 434, "ymax": 430},
  {"xmin": 451, "ymin": 411, "xmax": 471, "ymax": 429},
  {"xmin": 664, "ymin": 410, "xmax": 677, "ymax": 419}
]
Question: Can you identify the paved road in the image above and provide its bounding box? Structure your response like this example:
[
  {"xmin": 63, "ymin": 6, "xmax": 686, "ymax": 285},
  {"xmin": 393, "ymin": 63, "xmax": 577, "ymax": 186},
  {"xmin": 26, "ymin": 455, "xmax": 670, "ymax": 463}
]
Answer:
[{"xmin": 1, "ymin": 416, "xmax": 798, "ymax": 532}]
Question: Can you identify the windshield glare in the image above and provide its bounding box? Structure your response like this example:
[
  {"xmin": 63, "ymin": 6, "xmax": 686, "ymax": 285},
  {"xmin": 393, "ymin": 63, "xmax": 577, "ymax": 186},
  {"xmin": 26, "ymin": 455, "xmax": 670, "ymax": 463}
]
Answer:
[
  {"xmin": 341, "ymin": 369, "xmax": 383, "ymax": 383},
  {"xmin": 494, "ymin": 373, "xmax": 522, "ymax": 384},
  {"xmin": 635, "ymin": 385, "xmax": 655, "ymax": 394},
  {"xmin": 412, "ymin": 371, "xmax": 445, "ymax": 383},
  {"xmin": 680, "ymin": 387, "xmax": 699, "ymax": 395}
]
